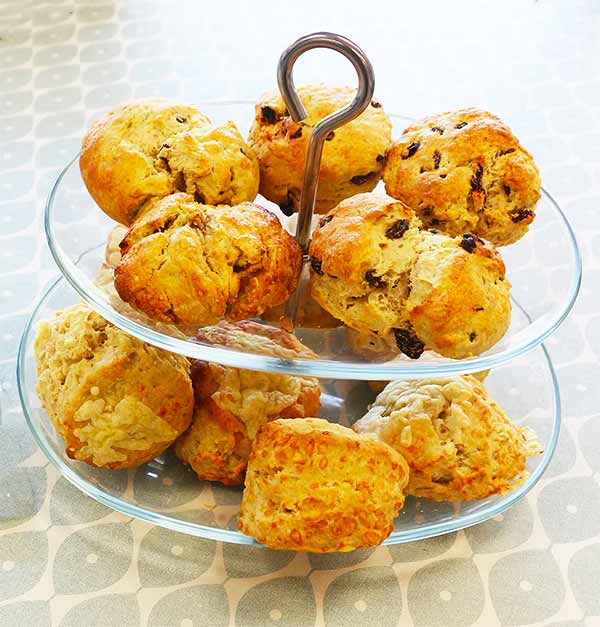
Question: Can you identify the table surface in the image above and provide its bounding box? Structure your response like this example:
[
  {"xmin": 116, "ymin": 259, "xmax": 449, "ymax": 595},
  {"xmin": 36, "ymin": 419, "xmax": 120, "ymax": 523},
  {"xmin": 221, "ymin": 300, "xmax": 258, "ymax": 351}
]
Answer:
[{"xmin": 1, "ymin": 0, "xmax": 600, "ymax": 625}]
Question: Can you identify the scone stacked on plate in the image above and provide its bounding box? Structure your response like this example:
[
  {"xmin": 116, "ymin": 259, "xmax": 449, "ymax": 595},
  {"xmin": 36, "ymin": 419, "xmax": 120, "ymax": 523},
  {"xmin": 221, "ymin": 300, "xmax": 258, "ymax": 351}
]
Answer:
[
  {"xmin": 309, "ymin": 192, "xmax": 512, "ymax": 359},
  {"xmin": 248, "ymin": 84, "xmax": 392, "ymax": 214},
  {"xmin": 175, "ymin": 321, "xmax": 321, "ymax": 485}
]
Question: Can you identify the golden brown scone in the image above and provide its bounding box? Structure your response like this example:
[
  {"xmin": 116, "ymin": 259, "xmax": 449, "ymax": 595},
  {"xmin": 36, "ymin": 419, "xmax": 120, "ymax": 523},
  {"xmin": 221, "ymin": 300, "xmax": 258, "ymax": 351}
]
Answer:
[
  {"xmin": 80, "ymin": 98, "xmax": 259, "ymax": 225},
  {"xmin": 248, "ymin": 84, "xmax": 392, "ymax": 214},
  {"xmin": 383, "ymin": 108, "xmax": 541, "ymax": 246},
  {"xmin": 34, "ymin": 304, "xmax": 193, "ymax": 469},
  {"xmin": 406, "ymin": 231, "xmax": 511, "ymax": 359},
  {"xmin": 114, "ymin": 193, "xmax": 302, "ymax": 326},
  {"xmin": 309, "ymin": 193, "xmax": 511, "ymax": 359},
  {"xmin": 354, "ymin": 376, "xmax": 539, "ymax": 501},
  {"xmin": 239, "ymin": 418, "xmax": 409, "ymax": 552},
  {"xmin": 174, "ymin": 321, "xmax": 321, "ymax": 485},
  {"xmin": 309, "ymin": 192, "xmax": 426, "ymax": 358}
]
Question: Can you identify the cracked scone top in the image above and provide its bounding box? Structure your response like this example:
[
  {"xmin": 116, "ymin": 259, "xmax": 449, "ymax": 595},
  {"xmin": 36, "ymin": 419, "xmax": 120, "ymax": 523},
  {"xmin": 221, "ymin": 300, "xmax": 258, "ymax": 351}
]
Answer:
[
  {"xmin": 354, "ymin": 376, "xmax": 538, "ymax": 501},
  {"xmin": 114, "ymin": 192, "xmax": 302, "ymax": 326},
  {"xmin": 383, "ymin": 108, "xmax": 541, "ymax": 246},
  {"xmin": 309, "ymin": 192, "xmax": 511, "ymax": 359},
  {"xmin": 80, "ymin": 98, "xmax": 259, "ymax": 225},
  {"xmin": 174, "ymin": 321, "xmax": 321, "ymax": 485},
  {"xmin": 34, "ymin": 304, "xmax": 193, "ymax": 469},
  {"xmin": 239, "ymin": 418, "xmax": 409, "ymax": 552},
  {"xmin": 248, "ymin": 84, "xmax": 392, "ymax": 214}
]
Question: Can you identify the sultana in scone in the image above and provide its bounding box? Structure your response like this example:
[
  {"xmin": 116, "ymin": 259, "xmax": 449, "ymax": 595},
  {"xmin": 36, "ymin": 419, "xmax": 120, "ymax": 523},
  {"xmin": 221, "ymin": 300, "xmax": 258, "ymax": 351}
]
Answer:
[
  {"xmin": 309, "ymin": 192, "xmax": 511, "ymax": 359},
  {"xmin": 353, "ymin": 375, "xmax": 539, "ymax": 501},
  {"xmin": 34, "ymin": 304, "xmax": 193, "ymax": 469},
  {"xmin": 80, "ymin": 98, "xmax": 259, "ymax": 225},
  {"xmin": 239, "ymin": 418, "xmax": 409, "ymax": 552},
  {"xmin": 383, "ymin": 108, "xmax": 541, "ymax": 246},
  {"xmin": 174, "ymin": 321, "xmax": 321, "ymax": 485},
  {"xmin": 114, "ymin": 193, "xmax": 302, "ymax": 326},
  {"xmin": 248, "ymin": 84, "xmax": 392, "ymax": 214}
]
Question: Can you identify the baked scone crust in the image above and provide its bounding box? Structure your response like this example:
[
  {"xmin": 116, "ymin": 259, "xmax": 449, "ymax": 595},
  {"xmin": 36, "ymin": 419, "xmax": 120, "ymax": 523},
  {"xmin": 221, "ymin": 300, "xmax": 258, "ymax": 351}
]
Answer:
[
  {"xmin": 248, "ymin": 84, "xmax": 392, "ymax": 214},
  {"xmin": 354, "ymin": 376, "xmax": 534, "ymax": 501},
  {"xmin": 239, "ymin": 417, "xmax": 409, "ymax": 552},
  {"xmin": 80, "ymin": 98, "xmax": 259, "ymax": 225},
  {"xmin": 34, "ymin": 304, "xmax": 193, "ymax": 469},
  {"xmin": 383, "ymin": 108, "xmax": 541, "ymax": 246},
  {"xmin": 174, "ymin": 321, "xmax": 321, "ymax": 485},
  {"xmin": 309, "ymin": 192, "xmax": 425, "ymax": 356},
  {"xmin": 406, "ymin": 231, "xmax": 511, "ymax": 359},
  {"xmin": 114, "ymin": 193, "xmax": 302, "ymax": 326}
]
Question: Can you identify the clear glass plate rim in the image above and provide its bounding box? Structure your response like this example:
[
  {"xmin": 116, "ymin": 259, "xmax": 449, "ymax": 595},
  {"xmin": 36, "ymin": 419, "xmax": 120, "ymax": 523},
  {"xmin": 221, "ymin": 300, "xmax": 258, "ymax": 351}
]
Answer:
[
  {"xmin": 43, "ymin": 106, "xmax": 582, "ymax": 380},
  {"xmin": 17, "ymin": 274, "xmax": 561, "ymax": 546}
]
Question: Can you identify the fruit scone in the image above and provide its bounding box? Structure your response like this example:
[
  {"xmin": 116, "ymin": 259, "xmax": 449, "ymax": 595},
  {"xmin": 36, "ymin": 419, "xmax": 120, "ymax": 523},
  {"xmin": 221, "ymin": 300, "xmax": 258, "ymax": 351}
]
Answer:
[
  {"xmin": 383, "ymin": 108, "xmax": 541, "ymax": 246},
  {"xmin": 174, "ymin": 320, "xmax": 321, "ymax": 485},
  {"xmin": 80, "ymin": 98, "xmax": 259, "ymax": 225},
  {"xmin": 113, "ymin": 192, "xmax": 302, "ymax": 326},
  {"xmin": 248, "ymin": 84, "xmax": 392, "ymax": 214},
  {"xmin": 34, "ymin": 304, "xmax": 193, "ymax": 469},
  {"xmin": 239, "ymin": 417, "xmax": 409, "ymax": 552},
  {"xmin": 309, "ymin": 192, "xmax": 511, "ymax": 359},
  {"xmin": 354, "ymin": 375, "xmax": 540, "ymax": 501}
]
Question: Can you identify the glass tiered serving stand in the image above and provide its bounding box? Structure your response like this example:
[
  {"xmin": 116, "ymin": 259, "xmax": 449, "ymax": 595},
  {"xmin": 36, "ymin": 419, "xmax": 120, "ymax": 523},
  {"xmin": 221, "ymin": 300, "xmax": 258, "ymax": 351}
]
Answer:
[{"xmin": 18, "ymin": 34, "xmax": 581, "ymax": 546}]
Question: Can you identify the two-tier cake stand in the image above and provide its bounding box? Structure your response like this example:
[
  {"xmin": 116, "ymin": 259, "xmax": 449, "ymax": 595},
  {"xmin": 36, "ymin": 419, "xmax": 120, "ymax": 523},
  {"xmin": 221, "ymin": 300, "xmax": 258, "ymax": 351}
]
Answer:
[{"xmin": 17, "ymin": 33, "xmax": 581, "ymax": 546}]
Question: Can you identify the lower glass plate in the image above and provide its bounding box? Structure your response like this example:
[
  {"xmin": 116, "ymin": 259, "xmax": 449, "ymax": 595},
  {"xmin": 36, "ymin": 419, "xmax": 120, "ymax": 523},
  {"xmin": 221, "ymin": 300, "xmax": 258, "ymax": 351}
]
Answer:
[{"xmin": 18, "ymin": 275, "xmax": 560, "ymax": 546}]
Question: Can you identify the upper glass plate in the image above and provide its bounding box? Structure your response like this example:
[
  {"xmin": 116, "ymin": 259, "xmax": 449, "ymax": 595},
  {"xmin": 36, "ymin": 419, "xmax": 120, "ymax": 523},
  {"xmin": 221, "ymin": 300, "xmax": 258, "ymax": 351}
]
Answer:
[
  {"xmin": 18, "ymin": 273, "xmax": 561, "ymax": 545},
  {"xmin": 45, "ymin": 101, "xmax": 582, "ymax": 380}
]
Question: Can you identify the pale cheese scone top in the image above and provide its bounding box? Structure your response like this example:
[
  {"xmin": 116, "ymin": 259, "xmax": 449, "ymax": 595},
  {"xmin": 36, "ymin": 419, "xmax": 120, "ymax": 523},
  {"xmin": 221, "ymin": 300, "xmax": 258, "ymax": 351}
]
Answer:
[
  {"xmin": 354, "ymin": 376, "xmax": 538, "ymax": 501},
  {"xmin": 34, "ymin": 303, "xmax": 193, "ymax": 469},
  {"xmin": 174, "ymin": 321, "xmax": 321, "ymax": 485},
  {"xmin": 80, "ymin": 97, "xmax": 259, "ymax": 225},
  {"xmin": 248, "ymin": 84, "xmax": 392, "ymax": 214},
  {"xmin": 239, "ymin": 417, "xmax": 409, "ymax": 552}
]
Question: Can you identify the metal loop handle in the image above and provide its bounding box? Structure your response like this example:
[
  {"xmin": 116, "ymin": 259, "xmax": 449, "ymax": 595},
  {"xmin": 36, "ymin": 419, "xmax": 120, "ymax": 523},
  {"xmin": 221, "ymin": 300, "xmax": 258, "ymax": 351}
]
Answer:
[{"xmin": 277, "ymin": 32, "xmax": 375, "ymax": 252}]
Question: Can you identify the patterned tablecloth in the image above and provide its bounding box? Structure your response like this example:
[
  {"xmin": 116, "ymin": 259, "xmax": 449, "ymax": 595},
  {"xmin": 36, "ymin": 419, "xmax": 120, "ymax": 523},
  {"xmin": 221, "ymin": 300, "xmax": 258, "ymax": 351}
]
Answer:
[{"xmin": 1, "ymin": 1, "xmax": 600, "ymax": 625}]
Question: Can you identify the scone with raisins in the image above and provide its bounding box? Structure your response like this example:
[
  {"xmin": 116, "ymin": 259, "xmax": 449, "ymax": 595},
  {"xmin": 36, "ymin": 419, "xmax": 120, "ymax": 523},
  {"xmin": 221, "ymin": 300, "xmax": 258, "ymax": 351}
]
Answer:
[
  {"xmin": 239, "ymin": 418, "xmax": 409, "ymax": 552},
  {"xmin": 114, "ymin": 193, "xmax": 302, "ymax": 326},
  {"xmin": 248, "ymin": 84, "xmax": 392, "ymax": 214},
  {"xmin": 383, "ymin": 108, "xmax": 540, "ymax": 246},
  {"xmin": 174, "ymin": 321, "xmax": 321, "ymax": 485},
  {"xmin": 309, "ymin": 192, "xmax": 511, "ymax": 359},
  {"xmin": 35, "ymin": 304, "xmax": 193, "ymax": 469},
  {"xmin": 354, "ymin": 376, "xmax": 539, "ymax": 501},
  {"xmin": 81, "ymin": 98, "xmax": 259, "ymax": 225}
]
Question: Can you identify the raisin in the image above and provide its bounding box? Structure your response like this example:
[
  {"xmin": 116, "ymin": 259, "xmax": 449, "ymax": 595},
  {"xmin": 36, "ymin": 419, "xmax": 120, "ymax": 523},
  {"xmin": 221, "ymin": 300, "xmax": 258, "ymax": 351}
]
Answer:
[
  {"xmin": 460, "ymin": 233, "xmax": 477, "ymax": 253},
  {"xmin": 364, "ymin": 270, "xmax": 387, "ymax": 288},
  {"xmin": 233, "ymin": 261, "xmax": 249, "ymax": 273},
  {"xmin": 371, "ymin": 99, "xmax": 382, "ymax": 108},
  {"xmin": 455, "ymin": 122, "xmax": 468, "ymax": 129},
  {"xmin": 393, "ymin": 328, "xmax": 425, "ymax": 359},
  {"xmin": 433, "ymin": 150, "xmax": 441, "ymax": 169},
  {"xmin": 175, "ymin": 115, "xmax": 186, "ymax": 123},
  {"xmin": 376, "ymin": 154, "xmax": 385, "ymax": 163},
  {"xmin": 194, "ymin": 192, "xmax": 206, "ymax": 204},
  {"xmin": 422, "ymin": 207, "xmax": 433, "ymax": 216},
  {"xmin": 289, "ymin": 126, "xmax": 302, "ymax": 139},
  {"xmin": 510, "ymin": 208, "xmax": 534, "ymax": 223},
  {"xmin": 325, "ymin": 130, "xmax": 335, "ymax": 141},
  {"xmin": 261, "ymin": 106, "xmax": 277, "ymax": 124},
  {"xmin": 431, "ymin": 126, "xmax": 444, "ymax": 134},
  {"xmin": 350, "ymin": 172, "xmax": 375, "ymax": 185},
  {"xmin": 503, "ymin": 184, "xmax": 511, "ymax": 196},
  {"xmin": 440, "ymin": 174, "xmax": 447, "ymax": 179},
  {"xmin": 431, "ymin": 218, "xmax": 440, "ymax": 226},
  {"xmin": 385, "ymin": 219, "xmax": 410, "ymax": 239},
  {"xmin": 310, "ymin": 257, "xmax": 324, "ymax": 275},
  {"xmin": 161, "ymin": 143, "xmax": 171, "ymax": 149},
  {"xmin": 469, "ymin": 332, "xmax": 477, "ymax": 342},
  {"xmin": 402, "ymin": 142, "xmax": 420, "ymax": 159},
  {"xmin": 499, "ymin": 148, "xmax": 516, "ymax": 156},
  {"xmin": 279, "ymin": 192, "xmax": 296, "ymax": 216},
  {"xmin": 470, "ymin": 164, "xmax": 484, "ymax": 193},
  {"xmin": 319, "ymin": 215, "xmax": 333, "ymax": 228},
  {"xmin": 474, "ymin": 306, "xmax": 484, "ymax": 312}
]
